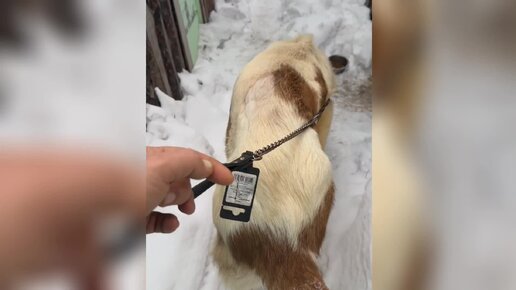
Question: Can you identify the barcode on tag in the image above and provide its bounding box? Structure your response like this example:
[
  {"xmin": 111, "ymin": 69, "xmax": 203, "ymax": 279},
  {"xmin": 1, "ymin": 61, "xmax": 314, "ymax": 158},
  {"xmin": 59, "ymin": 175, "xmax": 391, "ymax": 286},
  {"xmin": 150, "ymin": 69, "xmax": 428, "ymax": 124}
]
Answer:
[
  {"xmin": 225, "ymin": 171, "xmax": 257, "ymax": 206},
  {"xmin": 235, "ymin": 175, "xmax": 254, "ymax": 183}
]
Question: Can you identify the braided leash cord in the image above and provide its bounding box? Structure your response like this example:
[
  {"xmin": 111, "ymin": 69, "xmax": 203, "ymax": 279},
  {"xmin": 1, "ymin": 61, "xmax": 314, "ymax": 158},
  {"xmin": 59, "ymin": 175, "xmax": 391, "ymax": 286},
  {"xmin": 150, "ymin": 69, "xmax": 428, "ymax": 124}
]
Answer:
[
  {"xmin": 191, "ymin": 98, "xmax": 332, "ymax": 198},
  {"xmin": 252, "ymin": 98, "xmax": 331, "ymax": 161}
]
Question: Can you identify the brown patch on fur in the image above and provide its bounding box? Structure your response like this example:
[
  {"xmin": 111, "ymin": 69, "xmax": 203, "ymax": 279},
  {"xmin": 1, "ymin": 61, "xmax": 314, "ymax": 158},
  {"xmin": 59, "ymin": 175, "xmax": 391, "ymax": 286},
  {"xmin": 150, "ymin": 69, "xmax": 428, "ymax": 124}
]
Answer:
[
  {"xmin": 312, "ymin": 66, "xmax": 332, "ymax": 147},
  {"xmin": 315, "ymin": 67, "xmax": 328, "ymax": 102},
  {"xmin": 213, "ymin": 233, "xmax": 238, "ymax": 274},
  {"xmin": 228, "ymin": 227, "xmax": 328, "ymax": 290},
  {"xmin": 273, "ymin": 65, "xmax": 318, "ymax": 120},
  {"xmin": 224, "ymin": 185, "xmax": 334, "ymax": 290},
  {"xmin": 225, "ymin": 117, "xmax": 232, "ymax": 147},
  {"xmin": 299, "ymin": 183, "xmax": 335, "ymax": 254},
  {"xmin": 313, "ymin": 100, "xmax": 333, "ymax": 148},
  {"xmin": 225, "ymin": 103, "xmax": 233, "ymax": 156}
]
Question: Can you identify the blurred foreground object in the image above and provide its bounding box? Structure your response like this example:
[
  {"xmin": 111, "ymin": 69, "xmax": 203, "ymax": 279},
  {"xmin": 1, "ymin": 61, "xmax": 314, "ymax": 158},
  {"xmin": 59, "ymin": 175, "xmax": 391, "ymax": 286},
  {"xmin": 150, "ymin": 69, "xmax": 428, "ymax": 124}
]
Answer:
[
  {"xmin": 0, "ymin": 0, "xmax": 85, "ymax": 48},
  {"xmin": 373, "ymin": 0, "xmax": 428, "ymax": 289},
  {"xmin": 0, "ymin": 0, "xmax": 145, "ymax": 289},
  {"xmin": 0, "ymin": 148, "xmax": 144, "ymax": 289},
  {"xmin": 374, "ymin": 0, "xmax": 516, "ymax": 290}
]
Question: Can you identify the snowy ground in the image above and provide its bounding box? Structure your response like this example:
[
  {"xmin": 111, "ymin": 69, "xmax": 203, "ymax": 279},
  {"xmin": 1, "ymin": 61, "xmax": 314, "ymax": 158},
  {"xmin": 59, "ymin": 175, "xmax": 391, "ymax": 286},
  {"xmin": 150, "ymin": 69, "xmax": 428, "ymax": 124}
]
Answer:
[{"xmin": 146, "ymin": 0, "xmax": 371, "ymax": 289}]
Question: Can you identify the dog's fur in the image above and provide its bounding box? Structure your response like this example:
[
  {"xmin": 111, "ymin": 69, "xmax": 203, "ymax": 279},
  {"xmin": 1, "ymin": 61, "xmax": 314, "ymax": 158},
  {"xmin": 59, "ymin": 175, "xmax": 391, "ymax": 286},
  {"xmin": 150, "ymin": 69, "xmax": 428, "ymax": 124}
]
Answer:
[{"xmin": 212, "ymin": 35, "xmax": 336, "ymax": 290}]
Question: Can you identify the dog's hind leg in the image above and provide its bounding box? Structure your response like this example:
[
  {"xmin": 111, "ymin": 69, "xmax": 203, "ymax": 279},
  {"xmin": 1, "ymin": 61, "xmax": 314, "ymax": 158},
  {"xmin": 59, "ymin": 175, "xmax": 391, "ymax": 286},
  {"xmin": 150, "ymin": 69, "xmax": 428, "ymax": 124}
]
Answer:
[
  {"xmin": 213, "ymin": 233, "xmax": 265, "ymax": 290},
  {"xmin": 227, "ymin": 227, "xmax": 329, "ymax": 290},
  {"xmin": 220, "ymin": 184, "xmax": 334, "ymax": 289}
]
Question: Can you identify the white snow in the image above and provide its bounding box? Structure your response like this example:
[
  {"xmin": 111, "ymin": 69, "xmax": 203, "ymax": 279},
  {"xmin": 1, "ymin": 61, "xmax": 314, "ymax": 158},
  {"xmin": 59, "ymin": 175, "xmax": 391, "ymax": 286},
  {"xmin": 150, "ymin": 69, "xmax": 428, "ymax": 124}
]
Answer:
[{"xmin": 146, "ymin": 0, "xmax": 371, "ymax": 289}]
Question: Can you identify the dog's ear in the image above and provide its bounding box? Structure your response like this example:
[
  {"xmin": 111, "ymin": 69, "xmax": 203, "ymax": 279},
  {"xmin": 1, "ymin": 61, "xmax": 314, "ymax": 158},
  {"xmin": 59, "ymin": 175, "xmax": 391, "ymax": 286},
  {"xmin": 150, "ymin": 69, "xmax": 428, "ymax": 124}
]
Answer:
[{"xmin": 293, "ymin": 34, "xmax": 314, "ymax": 45}]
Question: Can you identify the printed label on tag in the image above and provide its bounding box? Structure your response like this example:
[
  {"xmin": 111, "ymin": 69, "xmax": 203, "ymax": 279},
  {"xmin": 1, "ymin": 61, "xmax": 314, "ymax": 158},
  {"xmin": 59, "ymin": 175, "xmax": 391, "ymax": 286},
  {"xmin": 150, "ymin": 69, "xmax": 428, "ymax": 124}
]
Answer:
[
  {"xmin": 225, "ymin": 172, "xmax": 257, "ymax": 206},
  {"xmin": 220, "ymin": 166, "xmax": 259, "ymax": 223}
]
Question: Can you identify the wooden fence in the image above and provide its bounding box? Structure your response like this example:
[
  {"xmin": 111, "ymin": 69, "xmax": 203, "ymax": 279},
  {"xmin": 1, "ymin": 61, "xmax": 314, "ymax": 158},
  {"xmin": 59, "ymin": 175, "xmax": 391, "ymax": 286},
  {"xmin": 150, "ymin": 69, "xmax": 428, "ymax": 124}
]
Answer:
[{"xmin": 146, "ymin": 0, "xmax": 215, "ymax": 106}]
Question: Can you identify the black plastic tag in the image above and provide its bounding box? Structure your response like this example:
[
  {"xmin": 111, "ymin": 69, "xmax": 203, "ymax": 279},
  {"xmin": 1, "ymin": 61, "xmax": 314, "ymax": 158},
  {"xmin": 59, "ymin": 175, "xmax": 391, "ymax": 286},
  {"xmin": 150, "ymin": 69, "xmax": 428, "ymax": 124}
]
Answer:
[{"xmin": 220, "ymin": 165, "xmax": 260, "ymax": 222}]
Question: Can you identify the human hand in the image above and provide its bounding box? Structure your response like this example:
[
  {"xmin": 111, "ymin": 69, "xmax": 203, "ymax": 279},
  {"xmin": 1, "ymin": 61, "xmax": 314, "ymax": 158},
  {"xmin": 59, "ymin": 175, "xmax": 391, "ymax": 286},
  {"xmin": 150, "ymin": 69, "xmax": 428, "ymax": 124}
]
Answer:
[
  {"xmin": 0, "ymin": 148, "xmax": 143, "ymax": 286},
  {"xmin": 146, "ymin": 147, "xmax": 233, "ymax": 234}
]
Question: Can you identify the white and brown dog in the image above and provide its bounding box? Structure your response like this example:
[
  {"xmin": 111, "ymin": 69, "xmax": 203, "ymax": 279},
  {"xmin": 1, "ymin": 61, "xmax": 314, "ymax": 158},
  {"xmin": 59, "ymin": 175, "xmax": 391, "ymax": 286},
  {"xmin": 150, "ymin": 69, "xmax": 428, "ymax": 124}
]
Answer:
[{"xmin": 212, "ymin": 35, "xmax": 336, "ymax": 290}]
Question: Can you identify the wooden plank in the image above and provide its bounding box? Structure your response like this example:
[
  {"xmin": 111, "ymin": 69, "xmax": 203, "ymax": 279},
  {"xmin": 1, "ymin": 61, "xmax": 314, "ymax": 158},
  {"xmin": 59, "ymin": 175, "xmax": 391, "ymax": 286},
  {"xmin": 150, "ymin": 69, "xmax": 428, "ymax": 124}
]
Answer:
[
  {"xmin": 206, "ymin": 0, "xmax": 216, "ymax": 14},
  {"xmin": 199, "ymin": 0, "xmax": 216, "ymax": 22},
  {"xmin": 147, "ymin": 5, "xmax": 171, "ymax": 96},
  {"xmin": 148, "ymin": 0, "xmax": 183, "ymax": 100},
  {"xmin": 199, "ymin": 0, "xmax": 208, "ymax": 23},
  {"xmin": 146, "ymin": 37, "xmax": 162, "ymax": 106},
  {"xmin": 160, "ymin": 0, "xmax": 186, "ymax": 72},
  {"xmin": 154, "ymin": 0, "xmax": 183, "ymax": 100},
  {"xmin": 171, "ymin": 0, "xmax": 193, "ymax": 71},
  {"xmin": 171, "ymin": 0, "xmax": 203, "ymax": 71}
]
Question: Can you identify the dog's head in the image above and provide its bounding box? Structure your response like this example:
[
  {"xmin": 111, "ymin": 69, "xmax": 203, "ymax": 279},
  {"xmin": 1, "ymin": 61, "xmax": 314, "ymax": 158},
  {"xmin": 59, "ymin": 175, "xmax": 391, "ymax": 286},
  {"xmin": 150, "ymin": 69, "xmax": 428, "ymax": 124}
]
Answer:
[
  {"xmin": 261, "ymin": 35, "xmax": 336, "ymax": 120},
  {"xmin": 226, "ymin": 35, "xmax": 337, "ymax": 153}
]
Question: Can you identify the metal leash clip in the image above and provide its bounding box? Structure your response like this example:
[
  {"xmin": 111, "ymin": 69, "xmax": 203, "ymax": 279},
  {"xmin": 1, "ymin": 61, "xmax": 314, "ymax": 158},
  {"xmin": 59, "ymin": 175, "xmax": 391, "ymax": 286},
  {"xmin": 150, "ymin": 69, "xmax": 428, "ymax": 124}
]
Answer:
[{"xmin": 192, "ymin": 151, "xmax": 255, "ymax": 198}]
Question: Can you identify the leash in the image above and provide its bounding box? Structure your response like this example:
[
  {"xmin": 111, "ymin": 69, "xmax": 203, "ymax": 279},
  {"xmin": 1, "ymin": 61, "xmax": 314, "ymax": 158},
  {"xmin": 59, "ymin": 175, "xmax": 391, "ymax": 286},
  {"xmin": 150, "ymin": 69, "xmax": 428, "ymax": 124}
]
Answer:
[
  {"xmin": 107, "ymin": 101, "xmax": 332, "ymax": 257},
  {"xmin": 193, "ymin": 98, "xmax": 331, "ymax": 198}
]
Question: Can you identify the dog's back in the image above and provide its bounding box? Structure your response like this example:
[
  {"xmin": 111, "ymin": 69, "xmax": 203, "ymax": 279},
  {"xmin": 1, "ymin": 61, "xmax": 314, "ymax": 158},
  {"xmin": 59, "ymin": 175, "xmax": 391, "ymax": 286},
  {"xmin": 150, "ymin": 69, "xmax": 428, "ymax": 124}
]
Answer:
[{"xmin": 213, "ymin": 35, "xmax": 336, "ymax": 290}]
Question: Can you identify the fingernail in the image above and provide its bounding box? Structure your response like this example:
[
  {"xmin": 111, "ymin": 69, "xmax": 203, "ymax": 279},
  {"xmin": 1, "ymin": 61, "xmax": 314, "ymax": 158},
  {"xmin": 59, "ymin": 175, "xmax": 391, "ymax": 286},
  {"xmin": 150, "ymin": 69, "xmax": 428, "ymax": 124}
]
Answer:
[
  {"xmin": 163, "ymin": 193, "xmax": 176, "ymax": 205},
  {"xmin": 202, "ymin": 159, "xmax": 213, "ymax": 172}
]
